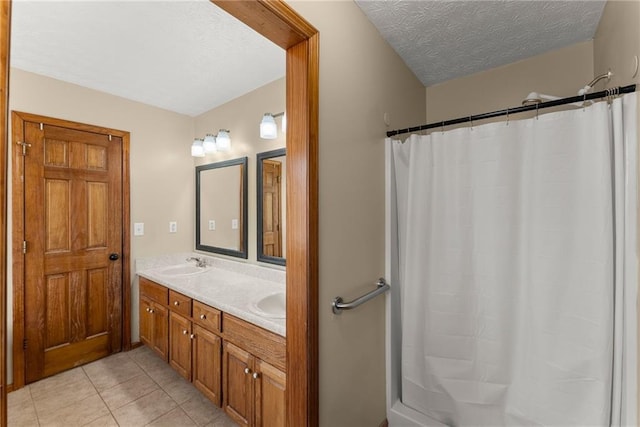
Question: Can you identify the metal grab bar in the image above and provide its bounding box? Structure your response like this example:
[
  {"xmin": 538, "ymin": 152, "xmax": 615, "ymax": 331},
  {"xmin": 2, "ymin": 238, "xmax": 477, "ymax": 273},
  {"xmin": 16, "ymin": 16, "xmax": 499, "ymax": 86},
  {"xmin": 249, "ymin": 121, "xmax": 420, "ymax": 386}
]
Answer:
[{"xmin": 332, "ymin": 278, "xmax": 390, "ymax": 314}]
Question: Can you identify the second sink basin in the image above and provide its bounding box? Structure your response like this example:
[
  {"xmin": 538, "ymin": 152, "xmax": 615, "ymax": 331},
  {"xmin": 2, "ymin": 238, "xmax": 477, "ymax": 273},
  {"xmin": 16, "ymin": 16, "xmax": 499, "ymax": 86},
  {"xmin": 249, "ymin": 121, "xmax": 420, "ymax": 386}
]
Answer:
[
  {"xmin": 156, "ymin": 264, "xmax": 209, "ymax": 277},
  {"xmin": 250, "ymin": 292, "xmax": 286, "ymax": 319}
]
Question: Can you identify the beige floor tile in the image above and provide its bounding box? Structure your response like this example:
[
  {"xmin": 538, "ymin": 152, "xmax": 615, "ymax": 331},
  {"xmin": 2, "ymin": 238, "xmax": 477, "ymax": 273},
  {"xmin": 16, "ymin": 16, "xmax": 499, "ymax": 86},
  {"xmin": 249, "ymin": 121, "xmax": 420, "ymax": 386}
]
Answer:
[
  {"xmin": 32, "ymin": 369, "xmax": 98, "ymax": 416},
  {"xmin": 100, "ymin": 372, "xmax": 159, "ymax": 411},
  {"xmin": 83, "ymin": 413, "xmax": 119, "ymax": 427},
  {"xmin": 161, "ymin": 376, "xmax": 202, "ymax": 405},
  {"xmin": 204, "ymin": 413, "xmax": 238, "ymax": 427},
  {"xmin": 8, "ymin": 387, "xmax": 39, "ymax": 427},
  {"xmin": 29, "ymin": 367, "xmax": 87, "ymax": 400},
  {"xmin": 181, "ymin": 394, "xmax": 225, "ymax": 426},
  {"xmin": 130, "ymin": 346, "xmax": 166, "ymax": 368},
  {"xmin": 112, "ymin": 388, "xmax": 177, "ymax": 426},
  {"xmin": 146, "ymin": 407, "xmax": 197, "ymax": 427},
  {"xmin": 37, "ymin": 393, "xmax": 110, "ymax": 427},
  {"xmin": 143, "ymin": 361, "xmax": 184, "ymax": 388},
  {"xmin": 84, "ymin": 352, "xmax": 146, "ymax": 392}
]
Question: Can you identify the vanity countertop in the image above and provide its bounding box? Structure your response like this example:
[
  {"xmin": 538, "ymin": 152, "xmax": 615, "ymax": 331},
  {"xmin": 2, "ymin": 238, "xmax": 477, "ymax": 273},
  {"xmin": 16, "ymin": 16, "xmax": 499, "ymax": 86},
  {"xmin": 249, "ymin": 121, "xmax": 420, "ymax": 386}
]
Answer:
[{"xmin": 136, "ymin": 254, "xmax": 285, "ymax": 337}]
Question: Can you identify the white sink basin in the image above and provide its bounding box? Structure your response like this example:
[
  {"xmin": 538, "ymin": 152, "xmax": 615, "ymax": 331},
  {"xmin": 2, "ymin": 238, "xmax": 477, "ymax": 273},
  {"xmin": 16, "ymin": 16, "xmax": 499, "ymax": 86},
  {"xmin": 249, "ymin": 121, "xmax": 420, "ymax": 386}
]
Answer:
[
  {"xmin": 250, "ymin": 292, "xmax": 286, "ymax": 319},
  {"xmin": 156, "ymin": 264, "xmax": 209, "ymax": 277}
]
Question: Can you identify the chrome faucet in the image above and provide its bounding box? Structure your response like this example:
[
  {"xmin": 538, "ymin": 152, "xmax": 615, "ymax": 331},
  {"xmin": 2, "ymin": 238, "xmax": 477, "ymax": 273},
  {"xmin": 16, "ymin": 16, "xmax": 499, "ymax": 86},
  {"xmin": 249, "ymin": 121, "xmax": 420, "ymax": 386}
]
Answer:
[{"xmin": 186, "ymin": 256, "xmax": 208, "ymax": 268}]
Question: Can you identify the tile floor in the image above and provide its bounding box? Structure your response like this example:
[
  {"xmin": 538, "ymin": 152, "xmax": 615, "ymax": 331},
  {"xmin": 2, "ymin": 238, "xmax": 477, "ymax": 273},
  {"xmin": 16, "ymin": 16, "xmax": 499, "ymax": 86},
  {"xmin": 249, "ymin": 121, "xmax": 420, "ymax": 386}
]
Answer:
[{"xmin": 8, "ymin": 346, "xmax": 237, "ymax": 427}]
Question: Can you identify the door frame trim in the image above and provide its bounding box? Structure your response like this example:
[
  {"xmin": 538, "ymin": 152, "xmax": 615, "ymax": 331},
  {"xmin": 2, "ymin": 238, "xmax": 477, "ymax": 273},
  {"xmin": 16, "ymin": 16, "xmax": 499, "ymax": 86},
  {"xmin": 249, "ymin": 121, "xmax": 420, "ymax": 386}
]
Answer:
[
  {"xmin": 10, "ymin": 111, "xmax": 131, "ymax": 390},
  {"xmin": 210, "ymin": 2, "xmax": 319, "ymax": 424}
]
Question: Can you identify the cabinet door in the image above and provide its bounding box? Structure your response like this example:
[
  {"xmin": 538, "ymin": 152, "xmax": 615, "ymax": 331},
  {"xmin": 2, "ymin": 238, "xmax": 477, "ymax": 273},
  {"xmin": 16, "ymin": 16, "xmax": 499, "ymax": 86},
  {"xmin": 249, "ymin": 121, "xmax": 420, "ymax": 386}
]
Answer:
[
  {"xmin": 169, "ymin": 311, "xmax": 192, "ymax": 380},
  {"xmin": 223, "ymin": 342, "xmax": 254, "ymax": 427},
  {"xmin": 139, "ymin": 296, "xmax": 153, "ymax": 347},
  {"xmin": 192, "ymin": 325, "xmax": 222, "ymax": 407},
  {"xmin": 151, "ymin": 303, "xmax": 169, "ymax": 362},
  {"xmin": 255, "ymin": 359, "xmax": 286, "ymax": 427}
]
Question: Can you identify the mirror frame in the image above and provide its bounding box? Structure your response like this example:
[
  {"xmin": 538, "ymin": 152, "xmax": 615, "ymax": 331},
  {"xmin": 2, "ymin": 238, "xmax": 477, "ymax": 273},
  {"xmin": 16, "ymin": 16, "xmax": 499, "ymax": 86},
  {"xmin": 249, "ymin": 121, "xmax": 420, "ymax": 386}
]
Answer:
[
  {"xmin": 257, "ymin": 148, "xmax": 286, "ymax": 266},
  {"xmin": 195, "ymin": 157, "xmax": 248, "ymax": 259}
]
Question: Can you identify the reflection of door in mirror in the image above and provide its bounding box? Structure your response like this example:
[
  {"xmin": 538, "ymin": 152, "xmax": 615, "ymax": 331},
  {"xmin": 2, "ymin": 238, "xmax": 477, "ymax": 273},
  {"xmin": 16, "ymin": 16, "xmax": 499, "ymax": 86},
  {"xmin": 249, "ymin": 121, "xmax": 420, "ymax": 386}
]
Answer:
[
  {"xmin": 257, "ymin": 149, "xmax": 286, "ymax": 266},
  {"xmin": 262, "ymin": 159, "xmax": 282, "ymax": 257}
]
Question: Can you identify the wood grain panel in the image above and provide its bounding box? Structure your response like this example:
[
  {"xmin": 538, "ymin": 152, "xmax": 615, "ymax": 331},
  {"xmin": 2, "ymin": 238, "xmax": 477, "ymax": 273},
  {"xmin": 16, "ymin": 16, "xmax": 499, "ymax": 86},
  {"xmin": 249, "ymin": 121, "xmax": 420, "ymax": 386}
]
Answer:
[
  {"xmin": 193, "ymin": 300, "xmax": 221, "ymax": 332},
  {"xmin": 223, "ymin": 341, "xmax": 253, "ymax": 427},
  {"xmin": 169, "ymin": 311, "xmax": 191, "ymax": 380},
  {"xmin": 69, "ymin": 271, "xmax": 86, "ymax": 343},
  {"xmin": 169, "ymin": 290, "xmax": 192, "ymax": 317},
  {"xmin": 87, "ymin": 268, "xmax": 107, "ymax": 337},
  {"xmin": 256, "ymin": 359, "xmax": 286, "ymax": 427},
  {"xmin": 45, "ymin": 179, "xmax": 70, "ymax": 253},
  {"xmin": 44, "ymin": 139, "xmax": 68, "ymax": 167},
  {"xmin": 152, "ymin": 303, "xmax": 169, "ymax": 361},
  {"xmin": 222, "ymin": 314, "xmax": 285, "ymax": 372},
  {"xmin": 44, "ymin": 274, "xmax": 69, "ymax": 348},
  {"xmin": 43, "ymin": 333, "xmax": 109, "ymax": 378},
  {"xmin": 86, "ymin": 144, "xmax": 107, "ymax": 170},
  {"xmin": 87, "ymin": 182, "xmax": 107, "ymax": 248},
  {"xmin": 192, "ymin": 324, "xmax": 222, "ymax": 407},
  {"xmin": 140, "ymin": 277, "xmax": 168, "ymax": 305},
  {"xmin": 70, "ymin": 141, "xmax": 87, "ymax": 170}
]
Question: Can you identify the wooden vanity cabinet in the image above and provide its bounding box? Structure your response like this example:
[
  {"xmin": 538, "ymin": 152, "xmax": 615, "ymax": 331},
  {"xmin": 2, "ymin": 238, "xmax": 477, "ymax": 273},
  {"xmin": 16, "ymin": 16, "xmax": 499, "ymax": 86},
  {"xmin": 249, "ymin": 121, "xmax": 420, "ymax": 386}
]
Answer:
[
  {"xmin": 139, "ymin": 278, "xmax": 169, "ymax": 361},
  {"xmin": 138, "ymin": 276, "xmax": 284, "ymax": 422},
  {"xmin": 223, "ymin": 315, "xmax": 286, "ymax": 427}
]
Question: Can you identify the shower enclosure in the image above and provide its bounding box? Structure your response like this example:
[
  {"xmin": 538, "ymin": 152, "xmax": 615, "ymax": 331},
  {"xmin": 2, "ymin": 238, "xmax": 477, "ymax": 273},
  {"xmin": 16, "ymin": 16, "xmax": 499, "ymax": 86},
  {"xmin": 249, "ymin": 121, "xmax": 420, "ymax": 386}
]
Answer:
[{"xmin": 385, "ymin": 92, "xmax": 638, "ymax": 426}]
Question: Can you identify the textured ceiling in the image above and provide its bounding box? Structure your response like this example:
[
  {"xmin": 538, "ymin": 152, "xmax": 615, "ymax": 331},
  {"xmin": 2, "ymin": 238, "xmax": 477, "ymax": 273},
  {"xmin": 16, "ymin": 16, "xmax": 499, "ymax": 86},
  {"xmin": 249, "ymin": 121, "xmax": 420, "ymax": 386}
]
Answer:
[
  {"xmin": 355, "ymin": 0, "xmax": 607, "ymax": 87},
  {"xmin": 10, "ymin": 0, "xmax": 285, "ymax": 117}
]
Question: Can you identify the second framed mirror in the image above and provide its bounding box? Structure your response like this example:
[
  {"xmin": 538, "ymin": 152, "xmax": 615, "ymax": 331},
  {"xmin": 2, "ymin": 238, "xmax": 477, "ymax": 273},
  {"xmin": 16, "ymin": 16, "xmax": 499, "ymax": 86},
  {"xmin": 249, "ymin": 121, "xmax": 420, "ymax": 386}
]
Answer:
[{"xmin": 257, "ymin": 148, "xmax": 286, "ymax": 266}]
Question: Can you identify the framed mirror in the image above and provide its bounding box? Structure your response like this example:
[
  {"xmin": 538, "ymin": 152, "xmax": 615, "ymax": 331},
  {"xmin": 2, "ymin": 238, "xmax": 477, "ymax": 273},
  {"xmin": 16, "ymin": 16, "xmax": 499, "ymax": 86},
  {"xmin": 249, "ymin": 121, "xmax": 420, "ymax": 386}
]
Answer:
[
  {"xmin": 257, "ymin": 148, "xmax": 286, "ymax": 266},
  {"xmin": 196, "ymin": 157, "xmax": 248, "ymax": 259}
]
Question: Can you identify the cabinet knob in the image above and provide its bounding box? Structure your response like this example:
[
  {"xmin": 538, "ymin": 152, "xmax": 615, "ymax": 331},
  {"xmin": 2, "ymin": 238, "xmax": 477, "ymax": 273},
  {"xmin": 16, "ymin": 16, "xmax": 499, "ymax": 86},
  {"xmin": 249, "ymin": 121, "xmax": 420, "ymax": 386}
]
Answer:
[
  {"xmin": 146, "ymin": 307, "xmax": 150, "ymax": 313},
  {"xmin": 200, "ymin": 314, "xmax": 206, "ymax": 320},
  {"xmin": 174, "ymin": 301, "xmax": 179, "ymax": 306},
  {"xmin": 182, "ymin": 329, "xmax": 188, "ymax": 335},
  {"xmin": 190, "ymin": 334, "xmax": 195, "ymax": 339},
  {"xmin": 149, "ymin": 309, "xmax": 154, "ymax": 314},
  {"xmin": 244, "ymin": 368, "xmax": 251, "ymax": 375},
  {"xmin": 252, "ymin": 372, "xmax": 260, "ymax": 380}
]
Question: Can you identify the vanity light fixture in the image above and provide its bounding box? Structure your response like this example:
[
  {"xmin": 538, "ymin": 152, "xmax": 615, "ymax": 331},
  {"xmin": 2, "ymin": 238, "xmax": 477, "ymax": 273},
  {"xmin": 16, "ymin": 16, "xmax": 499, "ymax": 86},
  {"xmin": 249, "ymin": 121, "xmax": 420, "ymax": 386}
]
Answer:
[
  {"xmin": 260, "ymin": 112, "xmax": 285, "ymax": 139},
  {"xmin": 191, "ymin": 138, "xmax": 205, "ymax": 157},
  {"xmin": 216, "ymin": 129, "xmax": 231, "ymax": 151},
  {"xmin": 203, "ymin": 133, "xmax": 217, "ymax": 153}
]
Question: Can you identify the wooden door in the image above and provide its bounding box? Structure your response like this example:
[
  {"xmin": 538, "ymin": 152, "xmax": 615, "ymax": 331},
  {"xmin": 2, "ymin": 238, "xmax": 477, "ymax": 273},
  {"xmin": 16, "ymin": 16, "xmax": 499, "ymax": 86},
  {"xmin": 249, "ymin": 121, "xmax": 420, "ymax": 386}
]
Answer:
[
  {"xmin": 261, "ymin": 160, "xmax": 282, "ymax": 257},
  {"xmin": 192, "ymin": 324, "xmax": 222, "ymax": 406},
  {"xmin": 255, "ymin": 359, "xmax": 286, "ymax": 427},
  {"xmin": 22, "ymin": 121, "xmax": 123, "ymax": 383},
  {"xmin": 169, "ymin": 311, "xmax": 192, "ymax": 380},
  {"xmin": 224, "ymin": 342, "xmax": 254, "ymax": 427}
]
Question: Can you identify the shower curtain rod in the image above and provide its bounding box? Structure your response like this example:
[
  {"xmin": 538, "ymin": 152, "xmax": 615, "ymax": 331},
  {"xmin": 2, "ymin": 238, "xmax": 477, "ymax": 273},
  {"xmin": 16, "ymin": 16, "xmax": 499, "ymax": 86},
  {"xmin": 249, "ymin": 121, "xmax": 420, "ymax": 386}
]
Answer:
[{"xmin": 386, "ymin": 84, "xmax": 637, "ymax": 138}]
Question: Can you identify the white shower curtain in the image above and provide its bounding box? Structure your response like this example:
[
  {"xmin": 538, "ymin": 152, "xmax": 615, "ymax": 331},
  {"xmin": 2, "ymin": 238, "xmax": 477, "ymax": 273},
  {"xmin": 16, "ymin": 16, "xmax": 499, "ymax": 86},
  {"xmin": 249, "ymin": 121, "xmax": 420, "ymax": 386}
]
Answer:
[{"xmin": 389, "ymin": 93, "xmax": 638, "ymax": 426}]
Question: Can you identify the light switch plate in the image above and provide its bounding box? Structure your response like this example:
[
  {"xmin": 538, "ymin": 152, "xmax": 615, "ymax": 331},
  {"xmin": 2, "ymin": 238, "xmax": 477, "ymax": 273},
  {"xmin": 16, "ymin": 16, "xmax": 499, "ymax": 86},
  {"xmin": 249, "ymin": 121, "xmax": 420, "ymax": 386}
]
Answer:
[
  {"xmin": 232, "ymin": 219, "xmax": 238, "ymax": 229},
  {"xmin": 134, "ymin": 222, "xmax": 144, "ymax": 236},
  {"xmin": 169, "ymin": 221, "xmax": 177, "ymax": 233},
  {"xmin": 208, "ymin": 220, "xmax": 216, "ymax": 230}
]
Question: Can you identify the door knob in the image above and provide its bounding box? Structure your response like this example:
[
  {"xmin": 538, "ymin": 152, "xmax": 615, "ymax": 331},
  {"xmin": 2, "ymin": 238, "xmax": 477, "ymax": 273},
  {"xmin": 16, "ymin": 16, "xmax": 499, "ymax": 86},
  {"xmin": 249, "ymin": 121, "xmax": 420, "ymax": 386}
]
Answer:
[
  {"xmin": 109, "ymin": 253, "xmax": 119, "ymax": 261},
  {"xmin": 200, "ymin": 314, "xmax": 206, "ymax": 320}
]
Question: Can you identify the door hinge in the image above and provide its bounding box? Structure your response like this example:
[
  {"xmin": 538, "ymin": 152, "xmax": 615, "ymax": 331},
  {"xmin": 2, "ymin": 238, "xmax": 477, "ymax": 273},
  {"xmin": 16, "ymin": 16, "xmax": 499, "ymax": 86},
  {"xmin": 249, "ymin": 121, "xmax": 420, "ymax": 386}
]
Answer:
[
  {"xmin": 17, "ymin": 141, "xmax": 31, "ymax": 156},
  {"xmin": 277, "ymin": 175, "xmax": 281, "ymax": 183},
  {"xmin": 23, "ymin": 339, "xmax": 27, "ymax": 350},
  {"xmin": 39, "ymin": 123, "xmax": 44, "ymax": 131},
  {"xmin": 22, "ymin": 240, "xmax": 27, "ymax": 254}
]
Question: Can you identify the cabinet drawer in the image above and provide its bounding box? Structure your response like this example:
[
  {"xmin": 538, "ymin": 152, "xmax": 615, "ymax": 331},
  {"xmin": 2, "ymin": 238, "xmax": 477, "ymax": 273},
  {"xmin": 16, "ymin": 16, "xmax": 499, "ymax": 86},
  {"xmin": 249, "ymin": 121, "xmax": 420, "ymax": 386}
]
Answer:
[
  {"xmin": 140, "ymin": 277, "xmax": 168, "ymax": 305},
  {"xmin": 193, "ymin": 300, "xmax": 221, "ymax": 333},
  {"xmin": 169, "ymin": 290, "xmax": 192, "ymax": 317},
  {"xmin": 223, "ymin": 314, "xmax": 286, "ymax": 372}
]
